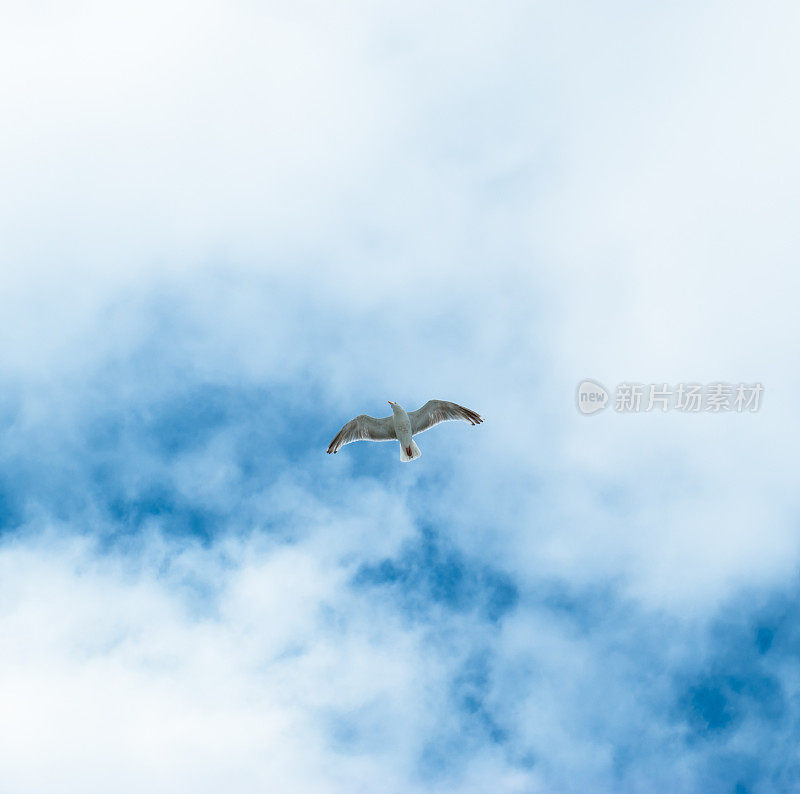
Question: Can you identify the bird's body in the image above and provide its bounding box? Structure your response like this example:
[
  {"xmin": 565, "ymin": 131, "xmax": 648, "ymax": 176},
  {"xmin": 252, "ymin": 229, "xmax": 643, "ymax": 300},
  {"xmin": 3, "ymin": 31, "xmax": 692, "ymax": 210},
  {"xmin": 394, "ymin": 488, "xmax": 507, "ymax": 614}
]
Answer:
[
  {"xmin": 389, "ymin": 402, "xmax": 420, "ymax": 461},
  {"xmin": 326, "ymin": 399, "xmax": 483, "ymax": 462}
]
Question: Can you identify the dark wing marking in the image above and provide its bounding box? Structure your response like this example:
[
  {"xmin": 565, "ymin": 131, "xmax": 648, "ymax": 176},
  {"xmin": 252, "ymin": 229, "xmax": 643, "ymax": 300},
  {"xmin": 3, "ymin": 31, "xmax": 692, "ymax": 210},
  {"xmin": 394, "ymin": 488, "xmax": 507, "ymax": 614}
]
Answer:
[
  {"xmin": 326, "ymin": 414, "xmax": 396, "ymax": 454},
  {"xmin": 409, "ymin": 400, "xmax": 484, "ymax": 435}
]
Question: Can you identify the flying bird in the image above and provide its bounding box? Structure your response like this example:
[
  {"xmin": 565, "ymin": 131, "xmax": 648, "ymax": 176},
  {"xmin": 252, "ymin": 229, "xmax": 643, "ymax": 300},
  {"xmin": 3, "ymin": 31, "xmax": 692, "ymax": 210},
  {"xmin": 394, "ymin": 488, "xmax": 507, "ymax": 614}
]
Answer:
[{"xmin": 327, "ymin": 400, "xmax": 483, "ymax": 461}]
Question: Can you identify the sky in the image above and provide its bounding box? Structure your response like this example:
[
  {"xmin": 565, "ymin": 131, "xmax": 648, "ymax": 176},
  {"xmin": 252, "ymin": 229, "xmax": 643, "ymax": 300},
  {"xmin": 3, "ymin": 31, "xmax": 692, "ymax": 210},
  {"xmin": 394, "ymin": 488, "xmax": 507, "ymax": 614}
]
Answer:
[{"xmin": 1, "ymin": 1, "xmax": 799, "ymax": 792}]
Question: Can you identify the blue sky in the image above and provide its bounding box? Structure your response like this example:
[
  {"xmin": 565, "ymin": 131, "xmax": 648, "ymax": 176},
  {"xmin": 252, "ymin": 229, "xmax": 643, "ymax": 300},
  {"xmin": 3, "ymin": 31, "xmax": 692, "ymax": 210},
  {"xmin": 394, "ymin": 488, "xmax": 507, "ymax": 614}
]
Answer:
[{"xmin": 1, "ymin": 2, "xmax": 799, "ymax": 792}]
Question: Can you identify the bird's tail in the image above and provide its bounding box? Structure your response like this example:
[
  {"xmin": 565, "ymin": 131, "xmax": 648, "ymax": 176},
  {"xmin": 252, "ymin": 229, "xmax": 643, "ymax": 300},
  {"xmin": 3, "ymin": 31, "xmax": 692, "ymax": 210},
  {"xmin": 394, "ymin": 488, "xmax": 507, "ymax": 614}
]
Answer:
[{"xmin": 400, "ymin": 440, "xmax": 422, "ymax": 462}]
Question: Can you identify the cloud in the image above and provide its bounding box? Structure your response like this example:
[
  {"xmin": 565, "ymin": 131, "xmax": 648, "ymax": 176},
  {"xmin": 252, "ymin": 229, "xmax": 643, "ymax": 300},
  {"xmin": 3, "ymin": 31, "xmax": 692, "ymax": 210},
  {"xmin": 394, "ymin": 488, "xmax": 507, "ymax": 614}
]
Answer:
[
  {"xmin": 1, "ymin": 0, "xmax": 800, "ymax": 791},
  {"xmin": 3, "ymin": 514, "xmax": 799, "ymax": 792}
]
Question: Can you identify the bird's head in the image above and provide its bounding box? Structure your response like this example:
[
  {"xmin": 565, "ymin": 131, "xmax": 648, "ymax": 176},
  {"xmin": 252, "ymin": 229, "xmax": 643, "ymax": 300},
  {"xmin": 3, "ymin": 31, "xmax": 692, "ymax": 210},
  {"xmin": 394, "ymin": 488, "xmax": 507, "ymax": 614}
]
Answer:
[{"xmin": 388, "ymin": 400, "xmax": 399, "ymax": 411}]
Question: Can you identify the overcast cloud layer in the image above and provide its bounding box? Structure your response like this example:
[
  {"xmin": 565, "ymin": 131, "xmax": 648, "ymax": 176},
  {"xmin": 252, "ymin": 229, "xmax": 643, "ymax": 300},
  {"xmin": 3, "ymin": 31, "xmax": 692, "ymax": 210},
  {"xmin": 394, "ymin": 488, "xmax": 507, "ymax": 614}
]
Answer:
[{"xmin": 1, "ymin": 2, "xmax": 799, "ymax": 792}]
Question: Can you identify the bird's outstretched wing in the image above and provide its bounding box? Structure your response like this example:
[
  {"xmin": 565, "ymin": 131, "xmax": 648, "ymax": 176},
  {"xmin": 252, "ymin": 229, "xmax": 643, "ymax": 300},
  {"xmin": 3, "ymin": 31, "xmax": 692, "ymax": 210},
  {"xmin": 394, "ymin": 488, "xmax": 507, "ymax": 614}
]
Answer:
[
  {"xmin": 409, "ymin": 400, "xmax": 483, "ymax": 435},
  {"xmin": 327, "ymin": 414, "xmax": 396, "ymax": 454}
]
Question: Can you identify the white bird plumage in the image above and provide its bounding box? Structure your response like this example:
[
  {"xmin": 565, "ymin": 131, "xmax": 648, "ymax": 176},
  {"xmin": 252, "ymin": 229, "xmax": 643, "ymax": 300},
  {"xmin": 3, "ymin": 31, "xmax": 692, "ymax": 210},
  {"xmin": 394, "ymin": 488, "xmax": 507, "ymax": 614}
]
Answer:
[{"xmin": 326, "ymin": 399, "xmax": 483, "ymax": 461}]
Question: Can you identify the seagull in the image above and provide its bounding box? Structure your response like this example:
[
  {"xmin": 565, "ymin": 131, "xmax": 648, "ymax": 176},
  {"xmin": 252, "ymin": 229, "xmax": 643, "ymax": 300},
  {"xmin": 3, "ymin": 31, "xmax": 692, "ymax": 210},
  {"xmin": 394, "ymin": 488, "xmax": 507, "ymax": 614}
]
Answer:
[{"xmin": 327, "ymin": 400, "xmax": 483, "ymax": 461}]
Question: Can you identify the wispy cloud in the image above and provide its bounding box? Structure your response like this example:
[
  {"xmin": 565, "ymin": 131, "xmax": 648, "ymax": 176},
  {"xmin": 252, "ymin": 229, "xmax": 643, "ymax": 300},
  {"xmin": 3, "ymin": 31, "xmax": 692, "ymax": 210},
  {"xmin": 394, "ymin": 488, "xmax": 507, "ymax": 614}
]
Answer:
[{"xmin": 1, "ymin": 1, "xmax": 799, "ymax": 791}]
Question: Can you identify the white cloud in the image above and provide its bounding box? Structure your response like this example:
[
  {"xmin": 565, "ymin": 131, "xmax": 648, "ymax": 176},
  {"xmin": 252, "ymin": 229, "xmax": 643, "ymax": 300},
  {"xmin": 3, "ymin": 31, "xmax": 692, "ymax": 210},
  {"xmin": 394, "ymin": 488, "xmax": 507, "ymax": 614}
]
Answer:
[{"xmin": 1, "ymin": 1, "xmax": 799, "ymax": 788}]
